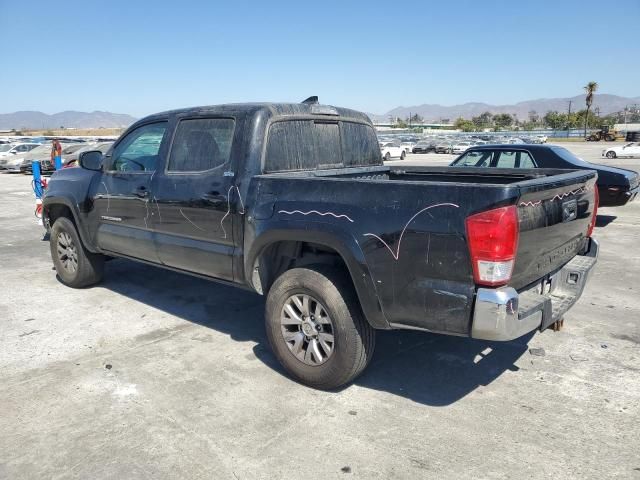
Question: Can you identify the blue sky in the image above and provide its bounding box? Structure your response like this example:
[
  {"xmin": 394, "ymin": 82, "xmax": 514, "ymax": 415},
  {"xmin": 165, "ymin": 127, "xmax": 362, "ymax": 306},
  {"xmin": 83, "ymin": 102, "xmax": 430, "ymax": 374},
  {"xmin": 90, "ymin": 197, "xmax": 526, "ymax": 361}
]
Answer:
[{"xmin": 1, "ymin": 0, "xmax": 638, "ymax": 116}]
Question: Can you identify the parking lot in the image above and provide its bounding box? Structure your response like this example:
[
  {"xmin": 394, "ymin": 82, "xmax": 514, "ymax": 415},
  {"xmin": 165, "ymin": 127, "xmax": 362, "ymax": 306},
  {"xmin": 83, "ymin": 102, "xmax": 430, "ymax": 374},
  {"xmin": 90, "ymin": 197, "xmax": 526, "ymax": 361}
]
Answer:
[{"xmin": 1, "ymin": 142, "xmax": 639, "ymax": 479}]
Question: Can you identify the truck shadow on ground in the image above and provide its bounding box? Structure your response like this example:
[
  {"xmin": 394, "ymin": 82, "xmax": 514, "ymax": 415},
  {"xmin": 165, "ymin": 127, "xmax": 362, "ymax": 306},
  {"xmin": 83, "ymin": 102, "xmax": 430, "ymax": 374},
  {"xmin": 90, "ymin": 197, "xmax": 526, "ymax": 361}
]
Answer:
[
  {"xmin": 595, "ymin": 214, "xmax": 617, "ymax": 227},
  {"xmin": 100, "ymin": 259, "xmax": 531, "ymax": 407}
]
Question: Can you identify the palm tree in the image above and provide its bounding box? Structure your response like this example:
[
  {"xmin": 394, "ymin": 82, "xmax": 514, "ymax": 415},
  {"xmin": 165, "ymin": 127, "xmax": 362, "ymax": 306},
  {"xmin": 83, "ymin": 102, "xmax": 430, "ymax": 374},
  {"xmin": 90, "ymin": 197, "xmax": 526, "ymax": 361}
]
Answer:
[{"xmin": 583, "ymin": 81, "xmax": 598, "ymax": 137}]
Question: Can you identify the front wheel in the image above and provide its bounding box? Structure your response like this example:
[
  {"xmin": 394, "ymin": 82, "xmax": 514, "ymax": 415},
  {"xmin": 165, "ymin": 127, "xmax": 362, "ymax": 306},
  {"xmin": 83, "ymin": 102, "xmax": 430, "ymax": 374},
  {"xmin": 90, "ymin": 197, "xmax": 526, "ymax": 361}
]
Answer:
[
  {"xmin": 606, "ymin": 151, "xmax": 616, "ymax": 159},
  {"xmin": 384, "ymin": 152, "xmax": 390, "ymax": 161},
  {"xmin": 400, "ymin": 150, "xmax": 406, "ymax": 160},
  {"xmin": 265, "ymin": 266, "xmax": 375, "ymax": 390},
  {"xmin": 50, "ymin": 217, "xmax": 104, "ymax": 288}
]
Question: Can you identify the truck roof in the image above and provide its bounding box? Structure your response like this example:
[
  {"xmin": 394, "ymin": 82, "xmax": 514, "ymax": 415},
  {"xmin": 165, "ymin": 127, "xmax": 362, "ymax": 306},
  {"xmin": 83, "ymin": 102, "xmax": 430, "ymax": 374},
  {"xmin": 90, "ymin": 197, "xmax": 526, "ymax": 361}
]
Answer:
[{"xmin": 139, "ymin": 102, "xmax": 372, "ymax": 125}]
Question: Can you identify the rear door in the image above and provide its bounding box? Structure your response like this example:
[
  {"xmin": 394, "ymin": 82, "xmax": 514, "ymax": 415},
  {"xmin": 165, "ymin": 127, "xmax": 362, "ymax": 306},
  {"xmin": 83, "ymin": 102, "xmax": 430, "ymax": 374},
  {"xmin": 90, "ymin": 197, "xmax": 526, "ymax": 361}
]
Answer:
[
  {"xmin": 152, "ymin": 115, "xmax": 239, "ymax": 281},
  {"xmin": 91, "ymin": 121, "xmax": 168, "ymax": 262}
]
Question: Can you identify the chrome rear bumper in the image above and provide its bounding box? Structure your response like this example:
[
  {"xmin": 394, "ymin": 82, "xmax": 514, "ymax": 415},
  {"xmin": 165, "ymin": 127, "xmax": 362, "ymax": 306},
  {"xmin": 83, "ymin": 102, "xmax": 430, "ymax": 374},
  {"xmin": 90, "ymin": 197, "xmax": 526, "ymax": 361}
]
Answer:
[{"xmin": 471, "ymin": 238, "xmax": 599, "ymax": 341}]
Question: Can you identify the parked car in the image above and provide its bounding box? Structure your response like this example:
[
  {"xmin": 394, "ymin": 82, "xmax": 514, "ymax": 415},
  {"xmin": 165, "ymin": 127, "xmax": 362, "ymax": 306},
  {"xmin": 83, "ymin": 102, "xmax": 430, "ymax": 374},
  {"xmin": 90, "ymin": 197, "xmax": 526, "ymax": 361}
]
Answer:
[
  {"xmin": 412, "ymin": 140, "xmax": 435, "ymax": 153},
  {"xmin": 15, "ymin": 143, "xmax": 70, "ymax": 174},
  {"xmin": 1, "ymin": 143, "xmax": 55, "ymax": 172},
  {"xmin": 400, "ymin": 141, "xmax": 416, "ymax": 154},
  {"xmin": 63, "ymin": 142, "xmax": 114, "ymax": 167},
  {"xmin": 44, "ymin": 101, "xmax": 598, "ymax": 389},
  {"xmin": 380, "ymin": 141, "xmax": 406, "ymax": 160},
  {"xmin": 451, "ymin": 142, "xmax": 472, "ymax": 154},
  {"xmin": 450, "ymin": 144, "xmax": 639, "ymax": 207},
  {"xmin": 0, "ymin": 142, "xmax": 40, "ymax": 159},
  {"xmin": 601, "ymin": 142, "xmax": 640, "ymax": 159},
  {"xmin": 434, "ymin": 141, "xmax": 451, "ymax": 154}
]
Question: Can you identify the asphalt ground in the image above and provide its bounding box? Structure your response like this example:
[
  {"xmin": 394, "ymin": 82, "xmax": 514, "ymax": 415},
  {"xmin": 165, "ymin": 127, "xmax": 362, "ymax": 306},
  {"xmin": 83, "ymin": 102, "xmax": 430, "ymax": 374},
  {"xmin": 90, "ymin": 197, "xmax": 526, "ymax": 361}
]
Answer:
[{"xmin": 1, "ymin": 142, "xmax": 639, "ymax": 479}]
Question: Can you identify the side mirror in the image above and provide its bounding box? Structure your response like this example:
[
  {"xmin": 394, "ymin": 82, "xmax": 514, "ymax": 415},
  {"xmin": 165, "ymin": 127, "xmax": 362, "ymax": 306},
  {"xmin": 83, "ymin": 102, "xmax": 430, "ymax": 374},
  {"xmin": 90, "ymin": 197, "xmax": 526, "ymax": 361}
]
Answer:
[{"xmin": 79, "ymin": 150, "xmax": 103, "ymax": 171}]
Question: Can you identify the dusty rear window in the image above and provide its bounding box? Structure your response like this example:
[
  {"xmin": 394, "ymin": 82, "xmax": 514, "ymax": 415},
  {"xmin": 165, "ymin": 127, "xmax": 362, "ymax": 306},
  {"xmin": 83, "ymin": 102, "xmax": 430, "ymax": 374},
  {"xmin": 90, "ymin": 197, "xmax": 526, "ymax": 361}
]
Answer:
[{"xmin": 264, "ymin": 120, "xmax": 382, "ymax": 172}]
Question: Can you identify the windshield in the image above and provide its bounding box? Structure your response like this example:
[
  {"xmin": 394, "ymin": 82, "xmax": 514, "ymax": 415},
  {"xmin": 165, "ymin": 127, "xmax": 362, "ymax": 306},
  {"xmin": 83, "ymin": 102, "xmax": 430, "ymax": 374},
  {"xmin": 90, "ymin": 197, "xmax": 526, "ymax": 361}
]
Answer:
[{"xmin": 0, "ymin": 145, "xmax": 12, "ymax": 152}]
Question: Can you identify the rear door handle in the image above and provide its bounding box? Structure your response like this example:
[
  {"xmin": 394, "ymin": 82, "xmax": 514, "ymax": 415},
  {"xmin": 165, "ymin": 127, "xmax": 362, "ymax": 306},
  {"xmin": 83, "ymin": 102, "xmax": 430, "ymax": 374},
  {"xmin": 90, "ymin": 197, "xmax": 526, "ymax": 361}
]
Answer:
[
  {"xmin": 202, "ymin": 192, "xmax": 225, "ymax": 205},
  {"xmin": 134, "ymin": 186, "xmax": 149, "ymax": 198}
]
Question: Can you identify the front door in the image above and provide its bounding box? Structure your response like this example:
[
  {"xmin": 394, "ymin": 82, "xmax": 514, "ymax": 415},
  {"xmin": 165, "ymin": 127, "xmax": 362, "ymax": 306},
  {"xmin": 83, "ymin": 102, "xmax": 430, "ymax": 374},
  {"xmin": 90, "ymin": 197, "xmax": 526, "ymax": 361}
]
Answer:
[
  {"xmin": 91, "ymin": 121, "xmax": 168, "ymax": 262},
  {"xmin": 152, "ymin": 116, "xmax": 238, "ymax": 281}
]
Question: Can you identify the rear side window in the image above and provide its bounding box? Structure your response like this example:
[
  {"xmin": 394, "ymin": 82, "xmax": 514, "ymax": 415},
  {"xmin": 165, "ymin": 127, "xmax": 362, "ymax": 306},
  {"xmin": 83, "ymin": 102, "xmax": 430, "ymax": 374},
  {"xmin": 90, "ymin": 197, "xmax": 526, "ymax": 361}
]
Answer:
[
  {"xmin": 264, "ymin": 120, "xmax": 381, "ymax": 172},
  {"xmin": 495, "ymin": 151, "xmax": 536, "ymax": 168},
  {"xmin": 168, "ymin": 118, "xmax": 235, "ymax": 172}
]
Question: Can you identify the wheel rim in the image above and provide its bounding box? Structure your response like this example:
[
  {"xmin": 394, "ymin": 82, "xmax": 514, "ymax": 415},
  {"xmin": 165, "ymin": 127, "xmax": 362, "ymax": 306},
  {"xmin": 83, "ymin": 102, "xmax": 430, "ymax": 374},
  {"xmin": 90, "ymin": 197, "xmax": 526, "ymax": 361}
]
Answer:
[
  {"xmin": 280, "ymin": 293, "xmax": 335, "ymax": 366},
  {"xmin": 57, "ymin": 231, "xmax": 78, "ymax": 274}
]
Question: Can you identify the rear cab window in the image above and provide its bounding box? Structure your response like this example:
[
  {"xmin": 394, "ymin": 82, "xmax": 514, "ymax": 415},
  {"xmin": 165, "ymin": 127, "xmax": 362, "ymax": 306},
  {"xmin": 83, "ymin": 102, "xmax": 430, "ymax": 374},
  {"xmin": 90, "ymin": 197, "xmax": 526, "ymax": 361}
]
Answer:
[{"xmin": 264, "ymin": 119, "xmax": 381, "ymax": 172}]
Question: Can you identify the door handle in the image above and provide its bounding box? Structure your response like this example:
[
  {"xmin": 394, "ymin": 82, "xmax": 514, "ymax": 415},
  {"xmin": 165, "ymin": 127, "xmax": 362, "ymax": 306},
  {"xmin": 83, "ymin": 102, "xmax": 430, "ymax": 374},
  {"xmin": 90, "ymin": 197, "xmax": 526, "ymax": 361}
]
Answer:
[
  {"xmin": 201, "ymin": 192, "xmax": 225, "ymax": 205},
  {"xmin": 134, "ymin": 186, "xmax": 149, "ymax": 198}
]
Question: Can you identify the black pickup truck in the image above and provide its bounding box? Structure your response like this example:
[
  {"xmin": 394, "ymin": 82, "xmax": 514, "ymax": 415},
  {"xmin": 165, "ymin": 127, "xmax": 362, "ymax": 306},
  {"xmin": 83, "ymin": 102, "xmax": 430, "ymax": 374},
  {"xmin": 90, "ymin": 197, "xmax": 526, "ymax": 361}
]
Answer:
[{"xmin": 43, "ymin": 100, "xmax": 599, "ymax": 389}]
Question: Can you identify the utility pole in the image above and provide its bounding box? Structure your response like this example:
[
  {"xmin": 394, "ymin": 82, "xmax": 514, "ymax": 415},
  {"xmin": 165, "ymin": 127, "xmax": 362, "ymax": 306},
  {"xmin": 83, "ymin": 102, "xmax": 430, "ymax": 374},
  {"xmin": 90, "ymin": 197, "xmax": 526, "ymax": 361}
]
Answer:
[{"xmin": 567, "ymin": 100, "xmax": 572, "ymax": 133}]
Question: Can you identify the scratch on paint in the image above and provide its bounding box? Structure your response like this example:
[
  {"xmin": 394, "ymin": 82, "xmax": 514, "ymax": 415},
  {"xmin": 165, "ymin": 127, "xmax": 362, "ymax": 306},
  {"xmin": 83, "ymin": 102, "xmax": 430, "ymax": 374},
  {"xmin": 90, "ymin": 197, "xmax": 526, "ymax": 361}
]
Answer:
[
  {"xmin": 220, "ymin": 186, "xmax": 245, "ymax": 239},
  {"xmin": 278, "ymin": 210, "xmax": 354, "ymax": 223},
  {"xmin": 363, "ymin": 203, "xmax": 459, "ymax": 261},
  {"xmin": 100, "ymin": 181, "xmax": 110, "ymax": 213},
  {"xmin": 519, "ymin": 185, "xmax": 592, "ymax": 207},
  {"xmin": 153, "ymin": 196, "xmax": 162, "ymax": 223},
  {"xmin": 180, "ymin": 209, "xmax": 206, "ymax": 231},
  {"xmin": 144, "ymin": 200, "xmax": 150, "ymax": 229}
]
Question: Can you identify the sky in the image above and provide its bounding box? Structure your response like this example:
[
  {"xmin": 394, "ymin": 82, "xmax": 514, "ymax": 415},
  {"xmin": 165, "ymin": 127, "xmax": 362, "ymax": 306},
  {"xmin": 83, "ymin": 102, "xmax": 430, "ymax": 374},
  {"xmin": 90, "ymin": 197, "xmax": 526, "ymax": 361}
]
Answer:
[{"xmin": 1, "ymin": 0, "xmax": 639, "ymax": 117}]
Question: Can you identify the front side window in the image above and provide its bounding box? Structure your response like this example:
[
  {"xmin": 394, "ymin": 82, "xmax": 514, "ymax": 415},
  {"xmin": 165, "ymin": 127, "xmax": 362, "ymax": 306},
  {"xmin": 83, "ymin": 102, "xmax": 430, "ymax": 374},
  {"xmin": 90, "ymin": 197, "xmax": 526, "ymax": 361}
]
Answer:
[
  {"xmin": 168, "ymin": 118, "xmax": 235, "ymax": 172},
  {"xmin": 110, "ymin": 122, "xmax": 167, "ymax": 172}
]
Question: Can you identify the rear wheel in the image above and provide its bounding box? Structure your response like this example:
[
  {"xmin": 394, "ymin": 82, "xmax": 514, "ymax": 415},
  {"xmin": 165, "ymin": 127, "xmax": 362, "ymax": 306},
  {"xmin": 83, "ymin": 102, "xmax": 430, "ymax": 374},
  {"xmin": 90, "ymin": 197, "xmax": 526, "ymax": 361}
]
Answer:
[
  {"xmin": 265, "ymin": 266, "xmax": 375, "ymax": 389},
  {"xmin": 384, "ymin": 152, "xmax": 390, "ymax": 161},
  {"xmin": 50, "ymin": 217, "xmax": 104, "ymax": 288},
  {"xmin": 606, "ymin": 151, "xmax": 616, "ymax": 159},
  {"xmin": 400, "ymin": 151, "xmax": 406, "ymax": 160}
]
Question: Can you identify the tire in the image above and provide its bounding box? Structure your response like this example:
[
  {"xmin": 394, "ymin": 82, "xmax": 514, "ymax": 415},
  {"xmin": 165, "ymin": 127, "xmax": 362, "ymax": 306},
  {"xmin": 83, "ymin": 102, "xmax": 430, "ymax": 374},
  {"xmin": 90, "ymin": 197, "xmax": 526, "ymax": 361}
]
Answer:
[
  {"xmin": 50, "ymin": 217, "xmax": 104, "ymax": 288},
  {"xmin": 400, "ymin": 151, "xmax": 406, "ymax": 160},
  {"xmin": 606, "ymin": 151, "xmax": 616, "ymax": 159},
  {"xmin": 384, "ymin": 152, "xmax": 390, "ymax": 161},
  {"xmin": 265, "ymin": 266, "xmax": 375, "ymax": 390}
]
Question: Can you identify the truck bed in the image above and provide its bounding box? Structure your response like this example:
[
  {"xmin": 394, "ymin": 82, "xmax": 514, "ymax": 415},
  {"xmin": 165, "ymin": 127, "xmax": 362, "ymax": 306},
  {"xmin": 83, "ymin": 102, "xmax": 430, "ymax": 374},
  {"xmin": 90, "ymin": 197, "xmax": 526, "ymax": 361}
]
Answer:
[{"xmin": 252, "ymin": 165, "xmax": 597, "ymax": 334}]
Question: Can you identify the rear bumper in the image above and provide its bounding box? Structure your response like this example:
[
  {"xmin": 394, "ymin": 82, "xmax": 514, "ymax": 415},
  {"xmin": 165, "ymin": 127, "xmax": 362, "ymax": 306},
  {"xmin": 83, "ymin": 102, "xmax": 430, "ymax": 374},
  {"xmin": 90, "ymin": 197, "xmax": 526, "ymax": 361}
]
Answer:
[
  {"xmin": 471, "ymin": 238, "xmax": 599, "ymax": 341},
  {"xmin": 598, "ymin": 185, "xmax": 638, "ymax": 207}
]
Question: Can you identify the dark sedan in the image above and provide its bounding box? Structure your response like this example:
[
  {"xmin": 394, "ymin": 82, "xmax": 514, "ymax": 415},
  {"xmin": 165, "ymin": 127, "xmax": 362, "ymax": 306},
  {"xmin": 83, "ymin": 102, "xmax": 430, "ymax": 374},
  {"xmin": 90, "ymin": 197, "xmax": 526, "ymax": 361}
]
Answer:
[
  {"xmin": 450, "ymin": 144, "xmax": 639, "ymax": 207},
  {"xmin": 412, "ymin": 140, "xmax": 435, "ymax": 153}
]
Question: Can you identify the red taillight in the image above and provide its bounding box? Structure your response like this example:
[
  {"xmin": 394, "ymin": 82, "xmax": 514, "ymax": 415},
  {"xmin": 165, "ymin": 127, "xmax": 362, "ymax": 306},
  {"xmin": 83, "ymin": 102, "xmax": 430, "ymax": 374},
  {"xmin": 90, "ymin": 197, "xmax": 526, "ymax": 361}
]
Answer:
[
  {"xmin": 466, "ymin": 205, "xmax": 519, "ymax": 286},
  {"xmin": 587, "ymin": 187, "xmax": 599, "ymax": 237}
]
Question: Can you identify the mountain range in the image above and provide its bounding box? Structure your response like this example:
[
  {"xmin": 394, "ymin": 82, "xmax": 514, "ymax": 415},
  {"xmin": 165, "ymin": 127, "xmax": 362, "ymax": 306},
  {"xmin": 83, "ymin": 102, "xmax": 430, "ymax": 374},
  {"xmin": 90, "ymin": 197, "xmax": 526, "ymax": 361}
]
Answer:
[
  {"xmin": 371, "ymin": 94, "xmax": 640, "ymax": 123},
  {"xmin": 1, "ymin": 94, "xmax": 638, "ymax": 129},
  {"xmin": 0, "ymin": 111, "xmax": 138, "ymax": 130}
]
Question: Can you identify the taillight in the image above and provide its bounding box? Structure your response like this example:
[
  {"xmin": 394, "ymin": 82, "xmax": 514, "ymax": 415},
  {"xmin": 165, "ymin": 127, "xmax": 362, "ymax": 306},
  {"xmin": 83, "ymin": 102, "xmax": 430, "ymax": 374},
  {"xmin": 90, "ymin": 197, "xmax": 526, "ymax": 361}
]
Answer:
[
  {"xmin": 466, "ymin": 205, "xmax": 519, "ymax": 286},
  {"xmin": 587, "ymin": 187, "xmax": 599, "ymax": 237}
]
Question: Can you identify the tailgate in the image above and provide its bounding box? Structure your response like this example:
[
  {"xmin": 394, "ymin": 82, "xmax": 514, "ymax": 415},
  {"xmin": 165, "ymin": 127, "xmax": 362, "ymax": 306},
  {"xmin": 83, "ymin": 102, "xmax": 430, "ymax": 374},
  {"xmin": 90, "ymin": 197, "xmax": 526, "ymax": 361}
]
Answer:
[{"xmin": 511, "ymin": 170, "xmax": 597, "ymax": 290}]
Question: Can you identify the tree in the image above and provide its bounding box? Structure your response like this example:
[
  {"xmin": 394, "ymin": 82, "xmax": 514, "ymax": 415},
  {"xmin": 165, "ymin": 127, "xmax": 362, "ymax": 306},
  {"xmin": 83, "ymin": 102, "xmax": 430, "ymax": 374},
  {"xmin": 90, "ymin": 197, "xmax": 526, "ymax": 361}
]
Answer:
[
  {"xmin": 493, "ymin": 113, "xmax": 514, "ymax": 129},
  {"xmin": 454, "ymin": 117, "xmax": 475, "ymax": 132},
  {"xmin": 472, "ymin": 111, "xmax": 493, "ymax": 129},
  {"xmin": 528, "ymin": 110, "xmax": 539, "ymax": 126},
  {"xmin": 543, "ymin": 111, "xmax": 565, "ymax": 129},
  {"xmin": 406, "ymin": 113, "xmax": 423, "ymax": 124},
  {"xmin": 583, "ymin": 81, "xmax": 598, "ymax": 137}
]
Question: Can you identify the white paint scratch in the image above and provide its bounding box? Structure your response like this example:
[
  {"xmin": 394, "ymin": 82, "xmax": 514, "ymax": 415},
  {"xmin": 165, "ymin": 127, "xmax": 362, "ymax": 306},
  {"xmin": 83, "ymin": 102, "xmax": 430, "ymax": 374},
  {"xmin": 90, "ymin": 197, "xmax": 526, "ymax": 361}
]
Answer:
[
  {"xmin": 180, "ymin": 208, "xmax": 206, "ymax": 231},
  {"xmin": 519, "ymin": 185, "xmax": 592, "ymax": 207},
  {"xmin": 100, "ymin": 181, "xmax": 110, "ymax": 213},
  {"xmin": 220, "ymin": 185, "xmax": 245, "ymax": 239},
  {"xmin": 278, "ymin": 209, "xmax": 354, "ymax": 223},
  {"xmin": 363, "ymin": 203, "xmax": 459, "ymax": 261}
]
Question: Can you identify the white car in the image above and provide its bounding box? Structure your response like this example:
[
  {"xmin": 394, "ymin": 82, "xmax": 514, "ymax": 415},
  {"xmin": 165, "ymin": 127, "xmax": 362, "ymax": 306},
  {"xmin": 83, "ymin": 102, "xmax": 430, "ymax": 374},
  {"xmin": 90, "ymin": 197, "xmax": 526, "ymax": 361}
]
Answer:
[
  {"xmin": 450, "ymin": 142, "xmax": 472, "ymax": 154},
  {"xmin": 0, "ymin": 142, "xmax": 40, "ymax": 158},
  {"xmin": 400, "ymin": 141, "xmax": 416, "ymax": 154},
  {"xmin": 536, "ymin": 134, "xmax": 548, "ymax": 143},
  {"xmin": 380, "ymin": 142, "xmax": 406, "ymax": 160},
  {"xmin": 602, "ymin": 142, "xmax": 640, "ymax": 159}
]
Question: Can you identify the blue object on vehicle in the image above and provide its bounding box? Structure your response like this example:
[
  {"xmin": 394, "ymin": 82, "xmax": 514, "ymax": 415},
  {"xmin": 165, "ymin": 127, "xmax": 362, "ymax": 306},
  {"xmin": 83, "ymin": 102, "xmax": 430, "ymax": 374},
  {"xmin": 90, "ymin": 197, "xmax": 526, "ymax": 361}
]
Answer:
[
  {"xmin": 54, "ymin": 155, "xmax": 62, "ymax": 170},
  {"xmin": 32, "ymin": 161, "xmax": 43, "ymax": 198}
]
